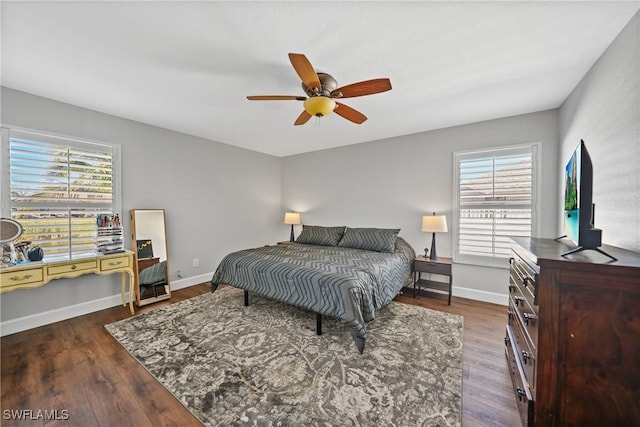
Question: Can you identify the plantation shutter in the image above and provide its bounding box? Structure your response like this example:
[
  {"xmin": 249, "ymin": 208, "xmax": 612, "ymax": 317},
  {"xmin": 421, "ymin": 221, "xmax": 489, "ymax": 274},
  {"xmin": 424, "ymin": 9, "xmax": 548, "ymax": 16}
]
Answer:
[
  {"xmin": 454, "ymin": 144, "xmax": 537, "ymax": 264},
  {"xmin": 5, "ymin": 129, "xmax": 120, "ymax": 260}
]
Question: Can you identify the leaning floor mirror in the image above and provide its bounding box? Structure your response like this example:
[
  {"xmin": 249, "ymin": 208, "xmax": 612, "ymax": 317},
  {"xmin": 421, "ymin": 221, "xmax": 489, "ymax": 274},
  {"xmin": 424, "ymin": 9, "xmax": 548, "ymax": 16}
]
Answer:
[{"xmin": 129, "ymin": 209, "xmax": 171, "ymax": 306}]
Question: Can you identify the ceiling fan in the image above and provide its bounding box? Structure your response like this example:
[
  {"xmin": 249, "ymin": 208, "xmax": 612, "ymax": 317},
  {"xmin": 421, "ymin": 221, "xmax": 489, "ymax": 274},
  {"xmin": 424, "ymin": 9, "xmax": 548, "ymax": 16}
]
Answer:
[{"xmin": 247, "ymin": 53, "xmax": 392, "ymax": 126}]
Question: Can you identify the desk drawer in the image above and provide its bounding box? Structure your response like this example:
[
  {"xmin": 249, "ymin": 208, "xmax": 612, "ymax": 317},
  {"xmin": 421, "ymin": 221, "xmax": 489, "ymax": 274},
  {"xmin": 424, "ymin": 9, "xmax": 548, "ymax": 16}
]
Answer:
[
  {"xmin": 1, "ymin": 268, "xmax": 44, "ymax": 287},
  {"xmin": 100, "ymin": 255, "xmax": 131, "ymax": 272},
  {"xmin": 47, "ymin": 260, "xmax": 97, "ymax": 276}
]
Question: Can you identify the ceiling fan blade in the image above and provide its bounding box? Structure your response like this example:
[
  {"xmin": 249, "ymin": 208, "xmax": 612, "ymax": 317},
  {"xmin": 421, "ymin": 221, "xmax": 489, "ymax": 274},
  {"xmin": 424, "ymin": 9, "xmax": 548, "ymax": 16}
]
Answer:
[
  {"xmin": 332, "ymin": 78, "xmax": 392, "ymax": 98},
  {"xmin": 247, "ymin": 95, "xmax": 306, "ymax": 101},
  {"xmin": 288, "ymin": 53, "xmax": 321, "ymax": 92},
  {"xmin": 294, "ymin": 110, "xmax": 313, "ymax": 126},
  {"xmin": 334, "ymin": 102, "xmax": 367, "ymax": 124}
]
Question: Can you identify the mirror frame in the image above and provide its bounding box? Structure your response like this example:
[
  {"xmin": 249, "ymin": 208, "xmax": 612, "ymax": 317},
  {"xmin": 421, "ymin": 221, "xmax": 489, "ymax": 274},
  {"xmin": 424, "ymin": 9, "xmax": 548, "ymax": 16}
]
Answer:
[
  {"xmin": 1, "ymin": 218, "xmax": 24, "ymax": 266},
  {"xmin": 129, "ymin": 209, "xmax": 171, "ymax": 306},
  {"xmin": 1, "ymin": 218, "xmax": 23, "ymax": 243}
]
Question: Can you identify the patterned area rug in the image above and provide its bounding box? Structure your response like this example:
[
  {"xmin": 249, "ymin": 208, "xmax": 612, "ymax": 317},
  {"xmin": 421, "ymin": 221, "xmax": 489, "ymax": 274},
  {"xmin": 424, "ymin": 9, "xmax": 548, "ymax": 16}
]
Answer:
[{"xmin": 105, "ymin": 287, "xmax": 463, "ymax": 426}]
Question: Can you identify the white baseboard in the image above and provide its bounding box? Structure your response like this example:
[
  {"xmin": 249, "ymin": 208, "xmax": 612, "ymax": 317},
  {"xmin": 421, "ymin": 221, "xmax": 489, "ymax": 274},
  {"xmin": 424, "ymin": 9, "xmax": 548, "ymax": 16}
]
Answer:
[
  {"xmin": 452, "ymin": 286, "xmax": 508, "ymax": 306},
  {"xmin": 1, "ymin": 274, "xmax": 503, "ymax": 337},
  {"xmin": 0, "ymin": 272, "xmax": 213, "ymax": 337},
  {"xmin": 171, "ymin": 272, "xmax": 212, "ymax": 291}
]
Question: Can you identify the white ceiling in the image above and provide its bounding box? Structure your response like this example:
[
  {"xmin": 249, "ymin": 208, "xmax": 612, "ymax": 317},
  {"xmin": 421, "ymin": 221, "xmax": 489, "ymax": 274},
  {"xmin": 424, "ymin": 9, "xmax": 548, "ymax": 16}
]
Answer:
[{"xmin": 2, "ymin": 1, "xmax": 638, "ymax": 157}]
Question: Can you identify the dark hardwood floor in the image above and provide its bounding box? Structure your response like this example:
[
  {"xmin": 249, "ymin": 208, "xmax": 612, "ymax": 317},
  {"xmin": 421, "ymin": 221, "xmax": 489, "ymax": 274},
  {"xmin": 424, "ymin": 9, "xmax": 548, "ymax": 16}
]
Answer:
[{"xmin": 1, "ymin": 284, "xmax": 520, "ymax": 426}]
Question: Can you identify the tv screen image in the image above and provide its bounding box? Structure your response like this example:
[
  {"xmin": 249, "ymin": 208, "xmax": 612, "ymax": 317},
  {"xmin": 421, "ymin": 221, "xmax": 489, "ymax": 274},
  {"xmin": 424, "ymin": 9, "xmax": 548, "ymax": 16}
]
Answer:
[{"xmin": 563, "ymin": 147, "xmax": 580, "ymax": 245}]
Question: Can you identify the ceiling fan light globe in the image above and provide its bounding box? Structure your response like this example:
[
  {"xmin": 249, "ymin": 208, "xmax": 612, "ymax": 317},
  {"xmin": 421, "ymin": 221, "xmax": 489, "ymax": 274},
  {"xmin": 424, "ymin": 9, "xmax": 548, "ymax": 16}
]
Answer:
[{"xmin": 303, "ymin": 96, "xmax": 336, "ymax": 117}]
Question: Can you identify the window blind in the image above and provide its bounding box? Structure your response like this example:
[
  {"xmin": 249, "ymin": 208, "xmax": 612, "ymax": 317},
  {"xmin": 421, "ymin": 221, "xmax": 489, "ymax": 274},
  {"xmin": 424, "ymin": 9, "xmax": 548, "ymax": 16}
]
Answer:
[
  {"xmin": 5, "ymin": 130, "xmax": 119, "ymax": 259},
  {"xmin": 455, "ymin": 145, "xmax": 537, "ymax": 262}
]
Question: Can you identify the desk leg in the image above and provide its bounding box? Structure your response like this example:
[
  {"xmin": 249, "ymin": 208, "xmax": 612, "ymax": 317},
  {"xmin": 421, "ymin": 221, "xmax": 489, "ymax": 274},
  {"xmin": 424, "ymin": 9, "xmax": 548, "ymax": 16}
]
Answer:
[
  {"xmin": 127, "ymin": 270, "xmax": 135, "ymax": 315},
  {"xmin": 121, "ymin": 271, "xmax": 135, "ymax": 315},
  {"xmin": 121, "ymin": 273, "xmax": 126, "ymax": 307}
]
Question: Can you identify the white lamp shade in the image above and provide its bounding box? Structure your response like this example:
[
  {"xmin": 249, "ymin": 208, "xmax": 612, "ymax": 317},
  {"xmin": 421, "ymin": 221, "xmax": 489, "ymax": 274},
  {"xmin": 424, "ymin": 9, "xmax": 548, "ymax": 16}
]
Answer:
[
  {"xmin": 422, "ymin": 215, "xmax": 448, "ymax": 233},
  {"xmin": 284, "ymin": 212, "xmax": 301, "ymax": 225}
]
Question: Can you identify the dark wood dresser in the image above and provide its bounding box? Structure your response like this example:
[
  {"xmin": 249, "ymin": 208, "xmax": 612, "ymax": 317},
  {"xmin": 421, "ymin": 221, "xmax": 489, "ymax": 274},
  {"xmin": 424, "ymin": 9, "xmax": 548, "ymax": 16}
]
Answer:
[{"xmin": 505, "ymin": 237, "xmax": 640, "ymax": 427}]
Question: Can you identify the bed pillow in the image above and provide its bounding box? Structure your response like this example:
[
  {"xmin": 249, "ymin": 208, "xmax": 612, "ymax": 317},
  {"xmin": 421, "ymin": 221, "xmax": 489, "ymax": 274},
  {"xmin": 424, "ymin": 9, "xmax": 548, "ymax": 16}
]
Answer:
[
  {"xmin": 295, "ymin": 225, "xmax": 346, "ymax": 246},
  {"xmin": 338, "ymin": 227, "xmax": 400, "ymax": 252}
]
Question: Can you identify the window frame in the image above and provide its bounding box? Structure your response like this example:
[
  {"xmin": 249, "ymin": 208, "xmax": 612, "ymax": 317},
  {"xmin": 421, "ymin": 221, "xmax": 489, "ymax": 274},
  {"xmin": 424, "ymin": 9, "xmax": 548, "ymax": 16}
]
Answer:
[
  {"xmin": 452, "ymin": 142, "xmax": 541, "ymax": 269},
  {"xmin": 1, "ymin": 126, "xmax": 122, "ymax": 260}
]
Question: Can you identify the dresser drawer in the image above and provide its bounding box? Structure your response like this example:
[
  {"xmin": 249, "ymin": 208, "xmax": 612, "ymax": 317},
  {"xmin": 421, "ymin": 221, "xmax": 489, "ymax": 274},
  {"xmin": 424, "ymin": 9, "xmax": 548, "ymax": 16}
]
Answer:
[
  {"xmin": 512, "ymin": 292, "xmax": 538, "ymax": 349},
  {"xmin": 509, "ymin": 252, "xmax": 538, "ymax": 305},
  {"xmin": 0, "ymin": 267, "xmax": 44, "ymax": 288},
  {"xmin": 505, "ymin": 326, "xmax": 535, "ymax": 427},
  {"xmin": 509, "ymin": 269, "xmax": 536, "ymax": 313},
  {"xmin": 508, "ymin": 299, "xmax": 536, "ymax": 392},
  {"xmin": 47, "ymin": 260, "xmax": 97, "ymax": 276},
  {"xmin": 100, "ymin": 255, "xmax": 131, "ymax": 272},
  {"xmin": 512, "ymin": 261, "xmax": 537, "ymax": 304}
]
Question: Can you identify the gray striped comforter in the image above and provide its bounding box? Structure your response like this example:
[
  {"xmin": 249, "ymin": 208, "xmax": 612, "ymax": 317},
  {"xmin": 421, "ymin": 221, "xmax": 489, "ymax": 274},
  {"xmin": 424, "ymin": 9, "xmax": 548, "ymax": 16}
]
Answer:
[{"xmin": 210, "ymin": 240, "xmax": 414, "ymax": 353}]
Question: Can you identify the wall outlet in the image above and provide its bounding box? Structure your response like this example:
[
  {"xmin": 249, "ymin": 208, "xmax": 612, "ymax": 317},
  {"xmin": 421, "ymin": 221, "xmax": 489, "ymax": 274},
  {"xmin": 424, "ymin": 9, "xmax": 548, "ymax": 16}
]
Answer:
[{"xmin": 192, "ymin": 258, "xmax": 199, "ymax": 267}]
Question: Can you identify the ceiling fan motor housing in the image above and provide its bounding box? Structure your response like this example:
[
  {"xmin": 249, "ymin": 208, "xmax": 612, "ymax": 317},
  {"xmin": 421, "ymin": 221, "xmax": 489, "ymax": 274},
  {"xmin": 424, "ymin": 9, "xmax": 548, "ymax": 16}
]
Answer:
[{"xmin": 302, "ymin": 72, "xmax": 339, "ymax": 97}]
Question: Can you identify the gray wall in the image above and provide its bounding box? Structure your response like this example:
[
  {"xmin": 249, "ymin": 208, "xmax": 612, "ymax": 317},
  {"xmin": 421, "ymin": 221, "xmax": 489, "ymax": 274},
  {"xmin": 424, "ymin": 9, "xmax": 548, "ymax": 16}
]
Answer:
[
  {"xmin": 281, "ymin": 110, "xmax": 560, "ymax": 303},
  {"xmin": 1, "ymin": 87, "xmax": 282, "ymax": 328},
  {"xmin": 1, "ymin": 11, "xmax": 637, "ymax": 331},
  {"xmin": 280, "ymin": 10, "xmax": 639, "ymax": 303},
  {"xmin": 559, "ymin": 12, "xmax": 640, "ymax": 252}
]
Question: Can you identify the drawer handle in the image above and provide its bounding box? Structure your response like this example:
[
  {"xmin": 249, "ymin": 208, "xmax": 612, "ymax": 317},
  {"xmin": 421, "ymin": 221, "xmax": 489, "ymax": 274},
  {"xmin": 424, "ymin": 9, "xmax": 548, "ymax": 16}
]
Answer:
[
  {"xmin": 512, "ymin": 263, "xmax": 526, "ymax": 282},
  {"xmin": 516, "ymin": 387, "xmax": 527, "ymax": 402},
  {"xmin": 523, "ymin": 277, "xmax": 533, "ymax": 287},
  {"xmin": 514, "ymin": 296, "xmax": 524, "ymax": 306},
  {"xmin": 509, "ymin": 257, "xmax": 514, "ymax": 265},
  {"xmin": 507, "ymin": 310, "xmax": 515, "ymax": 320},
  {"xmin": 508, "ymin": 284, "xmax": 516, "ymax": 293},
  {"xmin": 504, "ymin": 336, "xmax": 510, "ymax": 346},
  {"xmin": 522, "ymin": 351, "xmax": 532, "ymax": 364},
  {"xmin": 523, "ymin": 312, "xmax": 537, "ymax": 326},
  {"xmin": 108, "ymin": 261, "xmax": 123, "ymax": 267},
  {"xmin": 10, "ymin": 274, "xmax": 33, "ymax": 281},
  {"xmin": 71, "ymin": 265, "xmax": 77, "ymax": 270}
]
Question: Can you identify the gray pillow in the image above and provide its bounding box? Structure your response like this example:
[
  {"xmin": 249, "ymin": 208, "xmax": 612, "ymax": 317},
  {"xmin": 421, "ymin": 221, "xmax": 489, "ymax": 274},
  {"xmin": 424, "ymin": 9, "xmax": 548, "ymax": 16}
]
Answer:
[
  {"xmin": 295, "ymin": 225, "xmax": 346, "ymax": 246},
  {"xmin": 338, "ymin": 227, "xmax": 400, "ymax": 252}
]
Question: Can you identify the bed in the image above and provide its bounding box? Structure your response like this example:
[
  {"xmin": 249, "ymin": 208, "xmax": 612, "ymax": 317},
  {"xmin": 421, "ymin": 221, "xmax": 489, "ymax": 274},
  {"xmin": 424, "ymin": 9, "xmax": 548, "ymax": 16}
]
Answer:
[{"xmin": 210, "ymin": 226, "xmax": 415, "ymax": 353}]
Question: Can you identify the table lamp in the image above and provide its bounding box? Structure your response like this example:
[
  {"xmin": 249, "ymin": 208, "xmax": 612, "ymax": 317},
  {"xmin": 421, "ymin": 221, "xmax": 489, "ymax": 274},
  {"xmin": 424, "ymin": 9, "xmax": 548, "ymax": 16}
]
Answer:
[
  {"xmin": 422, "ymin": 213, "xmax": 448, "ymax": 260},
  {"xmin": 284, "ymin": 212, "xmax": 301, "ymax": 242}
]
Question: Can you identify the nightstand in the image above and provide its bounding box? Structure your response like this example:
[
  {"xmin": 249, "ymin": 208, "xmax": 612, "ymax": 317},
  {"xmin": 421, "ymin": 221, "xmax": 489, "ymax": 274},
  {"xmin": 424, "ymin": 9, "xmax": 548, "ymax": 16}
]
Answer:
[{"xmin": 413, "ymin": 256, "xmax": 453, "ymax": 305}]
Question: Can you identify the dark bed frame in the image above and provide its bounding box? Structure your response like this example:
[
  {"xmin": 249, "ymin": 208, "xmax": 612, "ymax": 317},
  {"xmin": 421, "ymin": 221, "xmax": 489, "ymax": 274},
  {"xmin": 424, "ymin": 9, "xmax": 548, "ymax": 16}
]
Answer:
[{"xmin": 211, "ymin": 283, "xmax": 323, "ymax": 335}]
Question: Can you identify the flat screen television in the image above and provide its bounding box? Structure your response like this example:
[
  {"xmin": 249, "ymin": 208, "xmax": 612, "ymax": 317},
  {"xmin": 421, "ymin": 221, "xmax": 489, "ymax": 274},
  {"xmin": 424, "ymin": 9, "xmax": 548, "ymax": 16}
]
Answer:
[
  {"xmin": 560, "ymin": 140, "xmax": 615, "ymax": 260},
  {"xmin": 562, "ymin": 141, "xmax": 589, "ymax": 245}
]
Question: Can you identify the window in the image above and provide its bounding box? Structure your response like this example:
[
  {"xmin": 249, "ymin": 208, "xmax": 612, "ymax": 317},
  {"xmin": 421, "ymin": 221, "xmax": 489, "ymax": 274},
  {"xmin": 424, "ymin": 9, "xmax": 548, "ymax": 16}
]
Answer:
[
  {"xmin": 453, "ymin": 144, "xmax": 538, "ymax": 267},
  {"xmin": 1, "ymin": 128, "xmax": 121, "ymax": 260}
]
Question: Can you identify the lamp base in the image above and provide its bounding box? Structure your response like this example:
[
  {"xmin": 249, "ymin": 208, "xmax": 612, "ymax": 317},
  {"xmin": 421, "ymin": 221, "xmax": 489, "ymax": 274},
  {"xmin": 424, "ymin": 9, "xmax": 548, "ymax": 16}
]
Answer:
[
  {"xmin": 290, "ymin": 225, "xmax": 295, "ymax": 242},
  {"xmin": 429, "ymin": 233, "xmax": 438, "ymax": 260}
]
